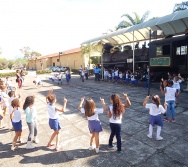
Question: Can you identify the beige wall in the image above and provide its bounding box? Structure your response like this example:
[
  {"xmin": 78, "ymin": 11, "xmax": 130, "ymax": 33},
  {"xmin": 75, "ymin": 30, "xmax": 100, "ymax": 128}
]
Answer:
[{"xmin": 28, "ymin": 50, "xmax": 88, "ymax": 70}]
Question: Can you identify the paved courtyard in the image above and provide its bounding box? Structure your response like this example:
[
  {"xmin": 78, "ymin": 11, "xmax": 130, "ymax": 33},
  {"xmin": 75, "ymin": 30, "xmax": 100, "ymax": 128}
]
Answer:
[{"xmin": 0, "ymin": 71, "xmax": 188, "ymax": 167}]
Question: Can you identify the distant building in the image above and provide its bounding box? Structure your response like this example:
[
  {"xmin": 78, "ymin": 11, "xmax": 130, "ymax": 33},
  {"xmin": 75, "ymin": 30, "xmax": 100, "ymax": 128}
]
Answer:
[{"xmin": 28, "ymin": 47, "xmax": 90, "ymax": 70}]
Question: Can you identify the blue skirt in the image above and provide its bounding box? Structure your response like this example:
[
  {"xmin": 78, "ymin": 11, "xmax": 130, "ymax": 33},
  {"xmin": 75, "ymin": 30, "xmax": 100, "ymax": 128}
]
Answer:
[
  {"xmin": 88, "ymin": 120, "xmax": 102, "ymax": 133},
  {"xmin": 149, "ymin": 115, "xmax": 163, "ymax": 126},
  {"xmin": 12, "ymin": 120, "xmax": 22, "ymax": 132},
  {"xmin": 49, "ymin": 118, "xmax": 61, "ymax": 131}
]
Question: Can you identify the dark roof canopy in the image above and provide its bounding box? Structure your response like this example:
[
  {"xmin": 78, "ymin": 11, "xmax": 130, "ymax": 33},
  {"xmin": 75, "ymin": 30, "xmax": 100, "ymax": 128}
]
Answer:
[{"xmin": 81, "ymin": 9, "xmax": 188, "ymax": 46}]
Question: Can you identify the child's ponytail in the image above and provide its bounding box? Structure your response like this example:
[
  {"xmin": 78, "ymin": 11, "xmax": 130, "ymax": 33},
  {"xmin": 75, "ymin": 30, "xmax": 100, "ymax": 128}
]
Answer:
[{"xmin": 152, "ymin": 95, "xmax": 160, "ymax": 108}]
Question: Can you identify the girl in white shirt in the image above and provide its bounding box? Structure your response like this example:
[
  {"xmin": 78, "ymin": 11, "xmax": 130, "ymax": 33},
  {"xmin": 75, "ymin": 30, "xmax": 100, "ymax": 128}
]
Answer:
[
  {"xmin": 78, "ymin": 97, "xmax": 106, "ymax": 153},
  {"xmin": 108, "ymin": 93, "xmax": 131, "ymax": 154},
  {"xmin": 10, "ymin": 98, "xmax": 22, "ymax": 150},
  {"xmin": 143, "ymin": 95, "xmax": 167, "ymax": 141},
  {"xmin": 46, "ymin": 89, "xmax": 67, "ymax": 151}
]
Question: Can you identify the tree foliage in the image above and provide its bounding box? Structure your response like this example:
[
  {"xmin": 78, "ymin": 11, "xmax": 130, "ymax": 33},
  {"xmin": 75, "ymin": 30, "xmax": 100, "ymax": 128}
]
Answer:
[
  {"xmin": 173, "ymin": 1, "xmax": 188, "ymax": 12},
  {"xmin": 81, "ymin": 43, "xmax": 100, "ymax": 57},
  {"xmin": 90, "ymin": 56, "xmax": 101, "ymax": 65},
  {"xmin": 20, "ymin": 46, "xmax": 41, "ymax": 60},
  {"xmin": 116, "ymin": 11, "xmax": 150, "ymax": 30}
]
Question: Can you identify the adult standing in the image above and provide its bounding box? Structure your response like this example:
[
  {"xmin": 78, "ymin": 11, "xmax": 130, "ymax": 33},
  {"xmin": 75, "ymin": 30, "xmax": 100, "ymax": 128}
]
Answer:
[
  {"xmin": 16, "ymin": 70, "xmax": 22, "ymax": 89},
  {"xmin": 93, "ymin": 65, "xmax": 100, "ymax": 82}
]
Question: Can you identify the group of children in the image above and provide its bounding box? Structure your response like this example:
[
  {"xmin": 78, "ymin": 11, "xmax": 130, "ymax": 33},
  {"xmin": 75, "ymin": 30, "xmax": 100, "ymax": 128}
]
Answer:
[
  {"xmin": 159, "ymin": 73, "xmax": 183, "ymax": 122},
  {"xmin": 49, "ymin": 70, "xmax": 71, "ymax": 85},
  {"xmin": 103, "ymin": 68, "xmax": 141, "ymax": 86},
  {"xmin": 0, "ymin": 71, "xmax": 181, "ymax": 154}
]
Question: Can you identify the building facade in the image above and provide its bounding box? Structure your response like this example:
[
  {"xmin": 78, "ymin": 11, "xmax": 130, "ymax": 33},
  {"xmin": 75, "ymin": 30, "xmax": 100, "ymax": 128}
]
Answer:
[{"xmin": 28, "ymin": 47, "xmax": 90, "ymax": 70}]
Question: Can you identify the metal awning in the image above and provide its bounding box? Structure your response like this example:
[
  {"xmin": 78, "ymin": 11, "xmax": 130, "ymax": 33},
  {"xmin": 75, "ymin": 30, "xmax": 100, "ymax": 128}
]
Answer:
[{"xmin": 81, "ymin": 9, "xmax": 188, "ymax": 46}]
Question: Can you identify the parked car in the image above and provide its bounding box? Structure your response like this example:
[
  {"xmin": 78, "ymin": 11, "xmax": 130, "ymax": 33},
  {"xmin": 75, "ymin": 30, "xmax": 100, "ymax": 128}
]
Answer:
[
  {"xmin": 60, "ymin": 66, "xmax": 68, "ymax": 72},
  {"xmin": 55, "ymin": 66, "xmax": 61, "ymax": 72}
]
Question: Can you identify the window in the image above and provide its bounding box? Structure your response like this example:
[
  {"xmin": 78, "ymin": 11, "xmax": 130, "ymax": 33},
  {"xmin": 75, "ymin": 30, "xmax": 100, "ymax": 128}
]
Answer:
[
  {"xmin": 57, "ymin": 59, "xmax": 59, "ymax": 62},
  {"xmin": 176, "ymin": 46, "xmax": 187, "ymax": 55},
  {"xmin": 156, "ymin": 46, "xmax": 162, "ymax": 56},
  {"xmin": 181, "ymin": 46, "xmax": 187, "ymax": 55}
]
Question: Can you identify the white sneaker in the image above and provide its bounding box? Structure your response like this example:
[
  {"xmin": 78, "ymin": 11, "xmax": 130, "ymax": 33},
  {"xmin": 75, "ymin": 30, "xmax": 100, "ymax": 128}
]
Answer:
[
  {"xmin": 95, "ymin": 147, "xmax": 99, "ymax": 153},
  {"xmin": 147, "ymin": 134, "xmax": 152, "ymax": 139},
  {"xmin": 156, "ymin": 136, "xmax": 163, "ymax": 141},
  {"xmin": 17, "ymin": 138, "xmax": 23, "ymax": 144},
  {"xmin": 26, "ymin": 141, "xmax": 35, "ymax": 149},
  {"xmin": 33, "ymin": 137, "xmax": 39, "ymax": 144},
  {"xmin": 11, "ymin": 144, "xmax": 18, "ymax": 151},
  {"xmin": 88, "ymin": 146, "xmax": 95, "ymax": 150}
]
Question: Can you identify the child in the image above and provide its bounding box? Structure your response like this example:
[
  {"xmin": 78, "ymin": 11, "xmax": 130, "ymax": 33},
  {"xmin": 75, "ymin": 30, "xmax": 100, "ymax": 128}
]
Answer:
[
  {"xmin": 143, "ymin": 95, "xmax": 167, "ymax": 140},
  {"xmin": 173, "ymin": 76, "xmax": 181, "ymax": 106},
  {"xmin": 108, "ymin": 93, "xmax": 131, "ymax": 154},
  {"xmin": 46, "ymin": 89, "xmax": 67, "ymax": 151},
  {"xmin": 65, "ymin": 69, "xmax": 71, "ymax": 83},
  {"xmin": 6, "ymin": 77, "xmax": 13, "ymax": 92},
  {"xmin": 10, "ymin": 98, "xmax": 22, "ymax": 150},
  {"xmin": 78, "ymin": 97, "xmax": 106, "ymax": 153},
  {"xmin": 33, "ymin": 75, "xmax": 43, "ymax": 87},
  {"xmin": 118, "ymin": 71, "xmax": 123, "ymax": 84},
  {"xmin": 0, "ymin": 88, "xmax": 3, "ymax": 128},
  {"xmin": 8, "ymin": 90, "xmax": 20, "ymax": 131},
  {"xmin": 57, "ymin": 72, "xmax": 63, "ymax": 85},
  {"xmin": 125, "ymin": 71, "xmax": 130, "ymax": 85},
  {"xmin": 108, "ymin": 72, "xmax": 112, "ymax": 82},
  {"xmin": 81, "ymin": 69, "xmax": 85, "ymax": 82},
  {"xmin": 0, "ymin": 84, "xmax": 9, "ymax": 116},
  {"xmin": 23, "ymin": 96, "xmax": 39, "ymax": 149},
  {"xmin": 160, "ymin": 80, "xmax": 177, "ymax": 122}
]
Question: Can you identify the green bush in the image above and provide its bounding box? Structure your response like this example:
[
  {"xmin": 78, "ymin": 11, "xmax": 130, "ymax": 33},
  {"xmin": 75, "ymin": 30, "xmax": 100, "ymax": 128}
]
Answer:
[
  {"xmin": 0, "ymin": 71, "xmax": 28, "ymax": 78},
  {"xmin": 36, "ymin": 70, "xmax": 52, "ymax": 74}
]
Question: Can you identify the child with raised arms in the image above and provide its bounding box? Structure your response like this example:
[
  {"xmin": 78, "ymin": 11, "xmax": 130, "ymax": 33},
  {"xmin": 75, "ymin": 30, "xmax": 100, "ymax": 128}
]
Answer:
[
  {"xmin": 143, "ymin": 95, "xmax": 167, "ymax": 140},
  {"xmin": 46, "ymin": 89, "xmax": 67, "ymax": 151},
  {"xmin": 23, "ymin": 95, "xmax": 39, "ymax": 149},
  {"xmin": 78, "ymin": 97, "xmax": 106, "ymax": 153},
  {"xmin": 108, "ymin": 93, "xmax": 131, "ymax": 154}
]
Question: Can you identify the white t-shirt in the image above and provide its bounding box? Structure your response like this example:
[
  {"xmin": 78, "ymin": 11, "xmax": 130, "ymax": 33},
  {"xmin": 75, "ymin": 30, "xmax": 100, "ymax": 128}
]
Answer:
[
  {"xmin": 9, "ymin": 96, "xmax": 15, "ymax": 114},
  {"xmin": 80, "ymin": 108, "xmax": 103, "ymax": 120},
  {"xmin": 1, "ymin": 91, "xmax": 9, "ymax": 107},
  {"xmin": 109, "ymin": 105, "xmax": 122, "ymax": 124},
  {"xmin": 145, "ymin": 103, "xmax": 166, "ymax": 116},
  {"xmin": 47, "ymin": 103, "xmax": 59, "ymax": 119},
  {"xmin": 12, "ymin": 109, "xmax": 21, "ymax": 122},
  {"xmin": 6, "ymin": 80, "xmax": 12, "ymax": 87},
  {"xmin": 126, "ymin": 73, "xmax": 129, "ymax": 79},
  {"xmin": 165, "ymin": 87, "xmax": 176, "ymax": 101},
  {"xmin": 114, "ymin": 70, "xmax": 118, "ymax": 76},
  {"xmin": 119, "ymin": 73, "xmax": 123, "ymax": 79},
  {"xmin": 57, "ymin": 74, "xmax": 62, "ymax": 79},
  {"xmin": 131, "ymin": 74, "xmax": 135, "ymax": 81},
  {"xmin": 173, "ymin": 81, "xmax": 180, "ymax": 90}
]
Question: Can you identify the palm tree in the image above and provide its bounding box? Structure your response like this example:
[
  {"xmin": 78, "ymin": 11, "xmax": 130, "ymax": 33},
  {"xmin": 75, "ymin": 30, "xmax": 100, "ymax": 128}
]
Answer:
[
  {"xmin": 173, "ymin": 1, "xmax": 188, "ymax": 12},
  {"xmin": 116, "ymin": 11, "xmax": 150, "ymax": 30}
]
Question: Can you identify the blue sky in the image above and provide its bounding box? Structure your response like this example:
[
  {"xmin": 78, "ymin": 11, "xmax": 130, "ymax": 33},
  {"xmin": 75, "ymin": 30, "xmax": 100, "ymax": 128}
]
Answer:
[{"xmin": 0, "ymin": 0, "xmax": 184, "ymax": 59}]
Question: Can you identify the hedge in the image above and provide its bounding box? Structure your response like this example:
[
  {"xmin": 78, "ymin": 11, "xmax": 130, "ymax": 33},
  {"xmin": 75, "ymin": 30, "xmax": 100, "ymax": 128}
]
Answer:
[
  {"xmin": 0, "ymin": 71, "xmax": 28, "ymax": 78},
  {"xmin": 36, "ymin": 69, "xmax": 52, "ymax": 74}
]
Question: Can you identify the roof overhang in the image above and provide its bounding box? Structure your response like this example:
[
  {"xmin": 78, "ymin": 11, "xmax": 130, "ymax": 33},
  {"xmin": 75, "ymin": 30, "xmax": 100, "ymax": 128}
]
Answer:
[{"xmin": 81, "ymin": 9, "xmax": 188, "ymax": 46}]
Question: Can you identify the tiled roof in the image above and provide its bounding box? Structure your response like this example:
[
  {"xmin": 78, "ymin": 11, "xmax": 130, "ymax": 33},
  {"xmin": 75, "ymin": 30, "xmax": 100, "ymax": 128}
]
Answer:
[{"xmin": 37, "ymin": 47, "xmax": 81, "ymax": 60}]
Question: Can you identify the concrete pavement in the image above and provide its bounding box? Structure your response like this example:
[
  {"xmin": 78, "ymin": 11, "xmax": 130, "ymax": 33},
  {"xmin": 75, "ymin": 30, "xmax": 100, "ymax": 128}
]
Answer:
[{"xmin": 0, "ymin": 72, "xmax": 188, "ymax": 167}]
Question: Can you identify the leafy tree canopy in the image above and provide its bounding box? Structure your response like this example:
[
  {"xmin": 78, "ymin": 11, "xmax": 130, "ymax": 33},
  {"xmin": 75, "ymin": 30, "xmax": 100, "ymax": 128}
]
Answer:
[
  {"xmin": 117, "ymin": 11, "xmax": 150, "ymax": 30},
  {"xmin": 173, "ymin": 1, "xmax": 188, "ymax": 12},
  {"xmin": 20, "ymin": 46, "xmax": 41, "ymax": 60}
]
